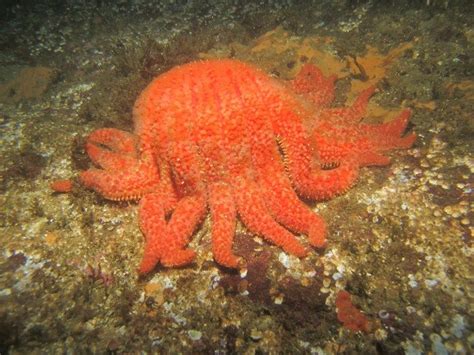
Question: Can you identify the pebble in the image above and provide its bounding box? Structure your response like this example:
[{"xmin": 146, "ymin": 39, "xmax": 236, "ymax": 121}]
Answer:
[
  {"xmin": 460, "ymin": 218, "xmax": 469, "ymax": 226},
  {"xmin": 409, "ymin": 279, "xmax": 418, "ymax": 288},
  {"xmin": 278, "ymin": 252, "xmax": 290, "ymax": 268},
  {"xmin": 250, "ymin": 329, "xmax": 263, "ymax": 341},
  {"xmin": 425, "ymin": 279, "xmax": 439, "ymax": 288},
  {"xmin": 274, "ymin": 294, "xmax": 284, "ymax": 305},
  {"xmin": 187, "ymin": 330, "xmax": 202, "ymax": 341}
]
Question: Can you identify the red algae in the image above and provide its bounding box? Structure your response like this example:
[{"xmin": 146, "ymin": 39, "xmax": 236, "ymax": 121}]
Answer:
[
  {"xmin": 335, "ymin": 290, "xmax": 370, "ymax": 332},
  {"xmin": 51, "ymin": 179, "xmax": 73, "ymax": 193}
]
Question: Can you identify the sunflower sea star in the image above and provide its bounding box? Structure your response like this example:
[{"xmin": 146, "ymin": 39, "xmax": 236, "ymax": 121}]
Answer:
[{"xmin": 80, "ymin": 59, "xmax": 415, "ymax": 274}]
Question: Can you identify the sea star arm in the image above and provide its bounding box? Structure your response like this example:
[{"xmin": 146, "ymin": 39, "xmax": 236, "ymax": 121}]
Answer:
[
  {"xmin": 232, "ymin": 173, "xmax": 308, "ymax": 257},
  {"xmin": 320, "ymin": 86, "xmax": 376, "ymax": 123},
  {"xmin": 84, "ymin": 128, "xmax": 138, "ymax": 170},
  {"xmin": 80, "ymin": 128, "xmax": 161, "ymax": 200},
  {"xmin": 136, "ymin": 163, "xmax": 180, "ymax": 273},
  {"xmin": 138, "ymin": 192, "xmax": 168, "ymax": 274},
  {"xmin": 138, "ymin": 191, "xmax": 207, "ymax": 274},
  {"xmin": 274, "ymin": 115, "xmax": 359, "ymax": 200},
  {"xmin": 160, "ymin": 193, "xmax": 207, "ymax": 267},
  {"xmin": 359, "ymin": 110, "xmax": 416, "ymax": 151},
  {"xmin": 317, "ymin": 96, "xmax": 416, "ymax": 168},
  {"xmin": 156, "ymin": 162, "xmax": 179, "ymax": 213},
  {"xmin": 352, "ymin": 110, "xmax": 416, "ymax": 166},
  {"xmin": 80, "ymin": 149, "xmax": 161, "ymax": 201},
  {"xmin": 251, "ymin": 131, "xmax": 327, "ymax": 247},
  {"xmin": 148, "ymin": 140, "xmax": 208, "ymax": 268},
  {"xmin": 262, "ymin": 180, "xmax": 328, "ymax": 248},
  {"xmin": 290, "ymin": 63, "xmax": 337, "ymax": 108},
  {"xmin": 208, "ymin": 181, "xmax": 240, "ymax": 268}
]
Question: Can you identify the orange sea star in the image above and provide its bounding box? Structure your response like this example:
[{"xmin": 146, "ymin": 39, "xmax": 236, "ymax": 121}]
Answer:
[{"xmin": 80, "ymin": 59, "xmax": 415, "ymax": 274}]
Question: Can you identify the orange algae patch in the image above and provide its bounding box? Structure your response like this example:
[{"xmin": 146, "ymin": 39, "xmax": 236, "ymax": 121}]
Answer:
[
  {"xmin": 51, "ymin": 179, "xmax": 73, "ymax": 193},
  {"xmin": 296, "ymin": 38, "xmax": 346, "ymax": 78},
  {"xmin": 346, "ymin": 42, "xmax": 414, "ymax": 99},
  {"xmin": 143, "ymin": 282, "xmax": 165, "ymax": 316},
  {"xmin": 249, "ymin": 27, "xmax": 346, "ymax": 79},
  {"xmin": 200, "ymin": 28, "xmax": 415, "ymax": 123},
  {"xmin": 250, "ymin": 26, "xmax": 296, "ymax": 54},
  {"xmin": 445, "ymin": 80, "xmax": 474, "ymax": 100},
  {"xmin": 199, "ymin": 27, "xmax": 346, "ymax": 80},
  {"xmin": 335, "ymin": 290, "xmax": 370, "ymax": 332},
  {"xmin": 362, "ymin": 103, "xmax": 401, "ymax": 124},
  {"xmin": 250, "ymin": 27, "xmax": 414, "ymax": 118},
  {"xmin": 408, "ymin": 100, "xmax": 437, "ymax": 111},
  {"xmin": 144, "ymin": 282, "xmax": 165, "ymax": 305}
]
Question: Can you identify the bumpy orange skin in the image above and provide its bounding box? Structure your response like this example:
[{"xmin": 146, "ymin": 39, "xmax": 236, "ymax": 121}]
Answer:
[{"xmin": 80, "ymin": 59, "xmax": 415, "ymax": 274}]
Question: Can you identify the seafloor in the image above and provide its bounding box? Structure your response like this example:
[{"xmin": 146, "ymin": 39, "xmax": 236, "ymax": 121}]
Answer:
[{"xmin": 0, "ymin": 0, "xmax": 472, "ymax": 353}]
